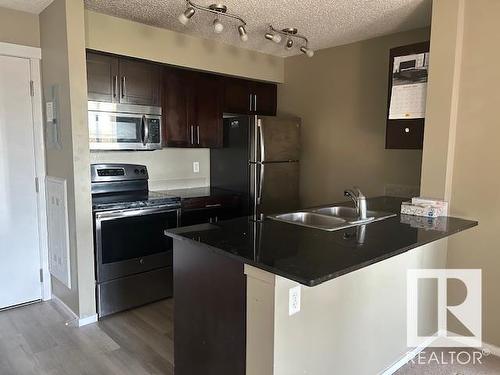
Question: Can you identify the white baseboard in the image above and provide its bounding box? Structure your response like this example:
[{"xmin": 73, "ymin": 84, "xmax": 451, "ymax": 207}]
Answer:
[
  {"xmin": 379, "ymin": 336, "xmax": 436, "ymax": 375},
  {"xmin": 380, "ymin": 332, "xmax": 500, "ymax": 375},
  {"xmin": 51, "ymin": 295, "xmax": 98, "ymax": 327},
  {"xmin": 77, "ymin": 314, "xmax": 98, "ymax": 327},
  {"xmin": 482, "ymin": 341, "xmax": 500, "ymax": 357}
]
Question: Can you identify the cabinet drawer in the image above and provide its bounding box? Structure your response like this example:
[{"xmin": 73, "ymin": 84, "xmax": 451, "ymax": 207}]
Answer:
[
  {"xmin": 385, "ymin": 122, "xmax": 424, "ymax": 149},
  {"xmin": 181, "ymin": 195, "xmax": 240, "ymax": 210}
]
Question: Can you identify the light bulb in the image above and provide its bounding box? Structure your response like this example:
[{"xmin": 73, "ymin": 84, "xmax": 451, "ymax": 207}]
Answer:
[
  {"xmin": 238, "ymin": 25, "xmax": 248, "ymax": 42},
  {"xmin": 265, "ymin": 33, "xmax": 282, "ymax": 43},
  {"xmin": 213, "ymin": 19, "xmax": 224, "ymax": 33},
  {"xmin": 300, "ymin": 46, "xmax": 314, "ymax": 58},
  {"xmin": 286, "ymin": 38, "xmax": 294, "ymax": 50},
  {"xmin": 178, "ymin": 7, "xmax": 195, "ymax": 25}
]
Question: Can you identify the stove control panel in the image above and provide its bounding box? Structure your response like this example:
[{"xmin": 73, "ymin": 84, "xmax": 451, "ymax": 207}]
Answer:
[{"xmin": 91, "ymin": 163, "xmax": 148, "ymax": 183}]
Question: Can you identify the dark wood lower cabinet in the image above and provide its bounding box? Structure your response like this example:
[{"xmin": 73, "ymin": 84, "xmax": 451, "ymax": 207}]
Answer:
[
  {"xmin": 180, "ymin": 194, "xmax": 242, "ymax": 226},
  {"xmin": 173, "ymin": 238, "xmax": 246, "ymax": 375}
]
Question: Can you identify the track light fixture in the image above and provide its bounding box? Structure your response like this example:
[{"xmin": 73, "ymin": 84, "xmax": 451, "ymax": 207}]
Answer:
[
  {"xmin": 264, "ymin": 25, "xmax": 314, "ymax": 57},
  {"xmin": 265, "ymin": 32, "xmax": 282, "ymax": 44},
  {"xmin": 178, "ymin": 7, "xmax": 195, "ymax": 25},
  {"xmin": 178, "ymin": 1, "xmax": 248, "ymax": 42}
]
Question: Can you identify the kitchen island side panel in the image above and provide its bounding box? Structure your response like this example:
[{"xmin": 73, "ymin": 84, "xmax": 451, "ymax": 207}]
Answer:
[{"xmin": 173, "ymin": 239, "xmax": 246, "ymax": 375}]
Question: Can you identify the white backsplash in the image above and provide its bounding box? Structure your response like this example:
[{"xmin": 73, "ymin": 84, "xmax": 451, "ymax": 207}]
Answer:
[{"xmin": 90, "ymin": 148, "xmax": 210, "ymax": 191}]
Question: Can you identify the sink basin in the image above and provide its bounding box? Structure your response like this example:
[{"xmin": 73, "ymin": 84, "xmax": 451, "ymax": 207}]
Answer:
[
  {"xmin": 268, "ymin": 206, "xmax": 397, "ymax": 232},
  {"xmin": 270, "ymin": 212, "xmax": 347, "ymax": 231}
]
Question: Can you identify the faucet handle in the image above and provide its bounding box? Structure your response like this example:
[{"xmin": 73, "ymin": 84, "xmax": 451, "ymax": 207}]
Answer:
[{"xmin": 352, "ymin": 186, "xmax": 365, "ymax": 198}]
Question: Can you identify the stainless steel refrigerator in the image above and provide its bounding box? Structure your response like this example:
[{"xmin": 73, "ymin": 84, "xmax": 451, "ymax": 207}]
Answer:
[{"xmin": 210, "ymin": 115, "xmax": 300, "ymax": 219}]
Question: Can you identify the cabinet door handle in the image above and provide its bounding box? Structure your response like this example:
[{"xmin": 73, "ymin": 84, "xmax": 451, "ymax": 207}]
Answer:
[
  {"xmin": 190, "ymin": 125, "xmax": 194, "ymax": 144},
  {"xmin": 249, "ymin": 93, "xmax": 253, "ymax": 112},
  {"xmin": 197, "ymin": 125, "xmax": 200, "ymax": 145},
  {"xmin": 112, "ymin": 76, "xmax": 118, "ymax": 98},
  {"xmin": 254, "ymin": 94, "xmax": 257, "ymax": 112},
  {"xmin": 205, "ymin": 203, "xmax": 222, "ymax": 208},
  {"xmin": 121, "ymin": 76, "xmax": 126, "ymax": 98}
]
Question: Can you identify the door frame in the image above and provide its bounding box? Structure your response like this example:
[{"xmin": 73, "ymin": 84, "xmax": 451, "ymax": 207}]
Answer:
[{"xmin": 0, "ymin": 42, "xmax": 51, "ymax": 301}]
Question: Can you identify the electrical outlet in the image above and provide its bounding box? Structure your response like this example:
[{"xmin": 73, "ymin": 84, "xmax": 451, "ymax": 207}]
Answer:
[
  {"xmin": 193, "ymin": 161, "xmax": 200, "ymax": 173},
  {"xmin": 289, "ymin": 285, "xmax": 301, "ymax": 316}
]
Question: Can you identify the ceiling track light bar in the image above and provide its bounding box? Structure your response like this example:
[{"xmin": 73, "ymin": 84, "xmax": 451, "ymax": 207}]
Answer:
[
  {"xmin": 183, "ymin": 1, "xmax": 247, "ymax": 26},
  {"xmin": 269, "ymin": 25, "xmax": 309, "ymax": 46},
  {"xmin": 266, "ymin": 25, "xmax": 314, "ymax": 57},
  {"xmin": 179, "ymin": 1, "xmax": 248, "ymax": 41}
]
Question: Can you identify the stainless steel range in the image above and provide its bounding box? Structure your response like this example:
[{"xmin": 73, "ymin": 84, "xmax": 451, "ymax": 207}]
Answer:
[{"xmin": 91, "ymin": 163, "xmax": 180, "ymax": 318}]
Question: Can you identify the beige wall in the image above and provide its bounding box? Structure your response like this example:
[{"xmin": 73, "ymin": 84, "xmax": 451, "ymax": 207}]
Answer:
[
  {"xmin": 40, "ymin": 0, "xmax": 95, "ymax": 318},
  {"xmin": 90, "ymin": 149, "xmax": 210, "ymax": 190},
  {"xmin": 420, "ymin": 0, "xmax": 500, "ymax": 347},
  {"xmin": 246, "ymin": 241, "xmax": 446, "ymax": 375},
  {"xmin": 445, "ymin": 0, "xmax": 500, "ymax": 347},
  {"xmin": 278, "ymin": 28, "xmax": 429, "ymax": 207},
  {"xmin": 84, "ymin": 10, "xmax": 283, "ymax": 83},
  {"xmin": 0, "ymin": 7, "xmax": 40, "ymax": 47}
]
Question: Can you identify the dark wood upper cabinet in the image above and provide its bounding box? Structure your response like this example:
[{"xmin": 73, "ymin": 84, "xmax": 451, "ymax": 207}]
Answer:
[
  {"xmin": 223, "ymin": 77, "xmax": 253, "ymax": 114},
  {"xmin": 86, "ymin": 51, "xmax": 161, "ymax": 107},
  {"xmin": 119, "ymin": 59, "xmax": 161, "ymax": 106},
  {"xmin": 162, "ymin": 69, "xmax": 223, "ymax": 148},
  {"xmin": 195, "ymin": 74, "xmax": 223, "ymax": 148},
  {"xmin": 86, "ymin": 52, "xmax": 119, "ymax": 102},
  {"xmin": 251, "ymin": 81, "xmax": 277, "ymax": 116},
  {"xmin": 87, "ymin": 51, "xmax": 277, "ymax": 149},
  {"xmin": 162, "ymin": 68, "xmax": 193, "ymax": 147},
  {"xmin": 223, "ymin": 77, "xmax": 277, "ymax": 115}
]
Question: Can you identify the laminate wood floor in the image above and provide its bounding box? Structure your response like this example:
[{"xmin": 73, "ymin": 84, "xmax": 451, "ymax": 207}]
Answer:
[{"xmin": 0, "ymin": 298, "xmax": 174, "ymax": 375}]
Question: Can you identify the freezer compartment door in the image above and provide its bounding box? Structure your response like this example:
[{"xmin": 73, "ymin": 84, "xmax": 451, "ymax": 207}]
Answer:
[
  {"xmin": 256, "ymin": 116, "xmax": 300, "ymax": 162},
  {"xmin": 253, "ymin": 162, "xmax": 300, "ymax": 217}
]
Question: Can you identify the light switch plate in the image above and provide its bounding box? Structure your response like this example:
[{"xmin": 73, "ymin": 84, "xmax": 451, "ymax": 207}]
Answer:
[
  {"xmin": 193, "ymin": 161, "xmax": 200, "ymax": 173},
  {"xmin": 289, "ymin": 285, "xmax": 301, "ymax": 316}
]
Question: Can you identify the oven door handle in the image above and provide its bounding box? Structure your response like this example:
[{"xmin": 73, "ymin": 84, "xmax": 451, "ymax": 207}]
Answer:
[{"xmin": 95, "ymin": 206, "xmax": 180, "ymax": 221}]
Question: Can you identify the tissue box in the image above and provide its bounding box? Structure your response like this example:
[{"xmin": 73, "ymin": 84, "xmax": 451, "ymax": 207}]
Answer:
[{"xmin": 401, "ymin": 200, "xmax": 448, "ymax": 218}]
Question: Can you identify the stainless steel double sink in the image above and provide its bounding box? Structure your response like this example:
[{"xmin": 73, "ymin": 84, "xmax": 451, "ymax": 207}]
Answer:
[{"xmin": 268, "ymin": 206, "xmax": 396, "ymax": 232}]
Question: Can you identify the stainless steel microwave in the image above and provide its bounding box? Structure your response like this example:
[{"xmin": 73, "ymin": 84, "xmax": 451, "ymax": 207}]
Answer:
[{"xmin": 88, "ymin": 101, "xmax": 162, "ymax": 151}]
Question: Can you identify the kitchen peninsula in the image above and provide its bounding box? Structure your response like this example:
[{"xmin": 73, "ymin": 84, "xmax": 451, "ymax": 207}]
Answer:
[{"xmin": 165, "ymin": 197, "xmax": 477, "ymax": 375}]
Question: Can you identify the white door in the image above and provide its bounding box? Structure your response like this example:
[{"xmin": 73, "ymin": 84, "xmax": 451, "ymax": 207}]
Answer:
[{"xmin": 0, "ymin": 54, "xmax": 42, "ymax": 309}]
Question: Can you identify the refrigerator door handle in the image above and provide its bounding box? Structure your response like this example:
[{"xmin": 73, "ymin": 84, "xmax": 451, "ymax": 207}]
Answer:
[
  {"xmin": 257, "ymin": 162, "xmax": 264, "ymax": 205},
  {"xmin": 257, "ymin": 119, "xmax": 265, "ymax": 162}
]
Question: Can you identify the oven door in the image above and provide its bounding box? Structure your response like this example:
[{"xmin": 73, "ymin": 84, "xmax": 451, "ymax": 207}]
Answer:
[
  {"xmin": 88, "ymin": 111, "xmax": 161, "ymax": 151},
  {"xmin": 94, "ymin": 206, "xmax": 180, "ymax": 282}
]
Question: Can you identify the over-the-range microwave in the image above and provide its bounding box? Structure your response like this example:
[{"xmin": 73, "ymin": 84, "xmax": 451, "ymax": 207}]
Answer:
[{"xmin": 88, "ymin": 101, "xmax": 162, "ymax": 151}]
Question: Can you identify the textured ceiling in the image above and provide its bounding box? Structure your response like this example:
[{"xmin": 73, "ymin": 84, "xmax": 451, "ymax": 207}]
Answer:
[
  {"xmin": 85, "ymin": 0, "xmax": 432, "ymax": 57},
  {"xmin": 0, "ymin": 0, "xmax": 53, "ymax": 13}
]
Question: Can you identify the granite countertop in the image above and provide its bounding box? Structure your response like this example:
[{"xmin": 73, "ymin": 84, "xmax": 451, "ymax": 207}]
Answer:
[
  {"xmin": 165, "ymin": 197, "xmax": 478, "ymax": 287},
  {"xmin": 158, "ymin": 186, "xmax": 239, "ymax": 200}
]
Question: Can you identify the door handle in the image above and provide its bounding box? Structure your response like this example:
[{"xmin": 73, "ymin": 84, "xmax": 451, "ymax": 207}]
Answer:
[
  {"xmin": 190, "ymin": 125, "xmax": 194, "ymax": 144},
  {"xmin": 112, "ymin": 76, "xmax": 118, "ymax": 99},
  {"xmin": 254, "ymin": 94, "xmax": 257, "ymax": 112},
  {"xmin": 142, "ymin": 116, "xmax": 149, "ymax": 145},
  {"xmin": 249, "ymin": 93, "xmax": 253, "ymax": 112},
  {"xmin": 121, "ymin": 76, "xmax": 126, "ymax": 98},
  {"xmin": 205, "ymin": 203, "xmax": 222, "ymax": 208},
  {"xmin": 197, "ymin": 125, "xmax": 200, "ymax": 145},
  {"xmin": 257, "ymin": 119, "xmax": 265, "ymax": 162},
  {"xmin": 257, "ymin": 163, "xmax": 264, "ymax": 205}
]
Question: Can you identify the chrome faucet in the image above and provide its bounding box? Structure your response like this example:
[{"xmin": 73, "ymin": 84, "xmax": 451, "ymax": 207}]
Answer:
[{"xmin": 344, "ymin": 187, "xmax": 367, "ymax": 220}]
